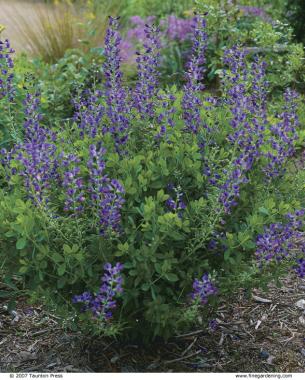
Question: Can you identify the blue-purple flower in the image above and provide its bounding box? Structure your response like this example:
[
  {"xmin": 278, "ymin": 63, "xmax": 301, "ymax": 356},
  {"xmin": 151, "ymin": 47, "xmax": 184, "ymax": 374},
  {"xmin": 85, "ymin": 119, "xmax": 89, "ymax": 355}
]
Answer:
[
  {"xmin": 88, "ymin": 144, "xmax": 125, "ymax": 235},
  {"xmin": 103, "ymin": 16, "xmax": 130, "ymax": 149},
  {"xmin": 73, "ymin": 89, "xmax": 104, "ymax": 139},
  {"xmin": 255, "ymin": 211, "xmax": 305, "ymax": 277},
  {"xmin": 182, "ymin": 15, "xmax": 207, "ymax": 134},
  {"xmin": 133, "ymin": 23, "xmax": 161, "ymax": 119},
  {"xmin": 263, "ymin": 88, "xmax": 299, "ymax": 179},
  {"xmin": 72, "ymin": 262, "xmax": 124, "ymax": 320},
  {"xmin": 62, "ymin": 160, "xmax": 85, "ymax": 214},
  {"xmin": 191, "ymin": 273, "xmax": 217, "ymax": 304},
  {"xmin": 0, "ymin": 38, "xmax": 15, "ymax": 101},
  {"xmin": 217, "ymin": 47, "xmax": 268, "ymax": 213},
  {"xmin": 165, "ymin": 184, "xmax": 186, "ymax": 218},
  {"xmin": 12, "ymin": 90, "xmax": 58, "ymax": 205}
]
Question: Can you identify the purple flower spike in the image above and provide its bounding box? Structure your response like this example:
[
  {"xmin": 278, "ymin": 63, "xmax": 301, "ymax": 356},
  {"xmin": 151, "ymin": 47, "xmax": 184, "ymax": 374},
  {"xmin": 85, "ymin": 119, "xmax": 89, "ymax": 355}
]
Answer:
[
  {"xmin": 88, "ymin": 144, "xmax": 125, "ymax": 235},
  {"xmin": 263, "ymin": 88, "xmax": 299, "ymax": 179},
  {"xmin": 0, "ymin": 39, "xmax": 15, "ymax": 101},
  {"xmin": 191, "ymin": 273, "xmax": 217, "ymax": 304},
  {"xmin": 72, "ymin": 263, "xmax": 124, "ymax": 320},
  {"xmin": 133, "ymin": 23, "xmax": 161, "ymax": 119},
  {"xmin": 255, "ymin": 211, "xmax": 305, "ymax": 277},
  {"xmin": 166, "ymin": 184, "xmax": 187, "ymax": 218},
  {"xmin": 73, "ymin": 89, "xmax": 104, "ymax": 139},
  {"xmin": 216, "ymin": 47, "xmax": 268, "ymax": 213},
  {"xmin": 103, "ymin": 16, "xmax": 130, "ymax": 150},
  {"xmin": 12, "ymin": 91, "xmax": 59, "ymax": 205},
  {"xmin": 182, "ymin": 15, "xmax": 207, "ymax": 135}
]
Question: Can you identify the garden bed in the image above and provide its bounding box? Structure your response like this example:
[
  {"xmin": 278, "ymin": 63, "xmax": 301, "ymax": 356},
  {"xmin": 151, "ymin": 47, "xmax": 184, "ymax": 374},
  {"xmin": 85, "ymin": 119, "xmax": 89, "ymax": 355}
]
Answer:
[
  {"xmin": 0, "ymin": 273, "xmax": 304, "ymax": 373},
  {"xmin": 1, "ymin": 1, "xmax": 305, "ymax": 372}
]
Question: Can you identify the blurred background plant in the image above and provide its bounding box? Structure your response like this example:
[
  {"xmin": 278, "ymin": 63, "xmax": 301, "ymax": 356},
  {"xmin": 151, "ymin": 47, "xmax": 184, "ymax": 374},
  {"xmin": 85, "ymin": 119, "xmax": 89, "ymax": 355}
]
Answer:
[
  {"xmin": 0, "ymin": 0, "xmax": 80, "ymax": 62},
  {"xmin": 14, "ymin": 1, "xmax": 78, "ymax": 63},
  {"xmin": 285, "ymin": 0, "xmax": 305, "ymax": 45}
]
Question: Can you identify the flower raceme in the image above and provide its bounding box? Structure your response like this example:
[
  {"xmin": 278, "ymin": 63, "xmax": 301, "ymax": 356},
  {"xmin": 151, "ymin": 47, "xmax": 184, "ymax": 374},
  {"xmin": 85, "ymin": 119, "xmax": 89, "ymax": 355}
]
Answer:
[
  {"xmin": 263, "ymin": 88, "xmax": 299, "ymax": 179},
  {"xmin": 103, "ymin": 16, "xmax": 130, "ymax": 149},
  {"xmin": 214, "ymin": 47, "xmax": 299, "ymax": 214},
  {"xmin": 88, "ymin": 144, "xmax": 125, "ymax": 235},
  {"xmin": 72, "ymin": 89, "xmax": 104, "ymax": 139},
  {"xmin": 191, "ymin": 274, "xmax": 217, "ymax": 304},
  {"xmin": 72, "ymin": 263, "xmax": 124, "ymax": 320},
  {"xmin": 13, "ymin": 91, "xmax": 58, "ymax": 205},
  {"xmin": 133, "ymin": 23, "xmax": 162, "ymax": 119},
  {"xmin": 217, "ymin": 47, "xmax": 268, "ymax": 213},
  {"xmin": 255, "ymin": 211, "xmax": 305, "ymax": 278},
  {"xmin": 62, "ymin": 157, "xmax": 85, "ymax": 214},
  {"xmin": 0, "ymin": 39, "xmax": 15, "ymax": 101},
  {"xmin": 182, "ymin": 15, "xmax": 207, "ymax": 135}
]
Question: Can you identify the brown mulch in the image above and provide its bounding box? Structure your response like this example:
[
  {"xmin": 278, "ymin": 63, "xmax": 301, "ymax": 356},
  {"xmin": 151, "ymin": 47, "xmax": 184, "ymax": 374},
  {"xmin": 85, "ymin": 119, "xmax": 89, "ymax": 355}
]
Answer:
[{"xmin": 0, "ymin": 273, "xmax": 304, "ymax": 373}]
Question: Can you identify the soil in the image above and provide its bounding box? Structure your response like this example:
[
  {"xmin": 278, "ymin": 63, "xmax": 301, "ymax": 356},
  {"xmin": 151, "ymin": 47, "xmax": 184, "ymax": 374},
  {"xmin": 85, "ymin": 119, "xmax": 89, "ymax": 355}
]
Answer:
[{"xmin": 0, "ymin": 273, "xmax": 304, "ymax": 373}]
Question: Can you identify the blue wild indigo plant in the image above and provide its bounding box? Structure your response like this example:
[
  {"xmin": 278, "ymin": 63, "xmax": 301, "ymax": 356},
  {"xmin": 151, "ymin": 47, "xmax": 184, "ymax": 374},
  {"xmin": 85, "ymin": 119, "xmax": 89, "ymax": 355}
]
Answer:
[{"xmin": 0, "ymin": 14, "xmax": 304, "ymax": 339}]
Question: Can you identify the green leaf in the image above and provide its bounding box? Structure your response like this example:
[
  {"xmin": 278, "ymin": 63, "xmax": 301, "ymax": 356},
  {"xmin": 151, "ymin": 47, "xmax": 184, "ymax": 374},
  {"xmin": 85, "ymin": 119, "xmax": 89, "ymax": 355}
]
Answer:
[
  {"xmin": 224, "ymin": 249, "xmax": 231, "ymax": 262},
  {"xmin": 63, "ymin": 244, "xmax": 72, "ymax": 254},
  {"xmin": 19, "ymin": 266, "xmax": 28, "ymax": 274},
  {"xmin": 57, "ymin": 277, "xmax": 66, "ymax": 289},
  {"xmin": 16, "ymin": 237, "xmax": 27, "ymax": 250},
  {"xmin": 258, "ymin": 207, "xmax": 269, "ymax": 216},
  {"xmin": 165, "ymin": 273, "xmax": 179, "ymax": 282},
  {"xmin": 141, "ymin": 283, "xmax": 150, "ymax": 291},
  {"xmin": 52, "ymin": 252, "xmax": 64, "ymax": 263},
  {"xmin": 5, "ymin": 230, "xmax": 15, "ymax": 238},
  {"xmin": 57, "ymin": 264, "xmax": 66, "ymax": 276},
  {"xmin": 243, "ymin": 240, "xmax": 256, "ymax": 250},
  {"xmin": 155, "ymin": 263, "xmax": 163, "ymax": 275}
]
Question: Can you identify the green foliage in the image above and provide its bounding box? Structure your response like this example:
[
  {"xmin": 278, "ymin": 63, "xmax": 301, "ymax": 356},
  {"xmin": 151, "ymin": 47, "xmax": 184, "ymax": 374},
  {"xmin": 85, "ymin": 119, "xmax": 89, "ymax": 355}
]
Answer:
[
  {"xmin": 194, "ymin": 1, "xmax": 305, "ymax": 90},
  {"xmin": 0, "ymin": 48, "xmax": 104, "ymax": 147},
  {"xmin": 285, "ymin": 0, "xmax": 305, "ymax": 45},
  {"xmin": 1, "ymin": 79, "xmax": 305, "ymax": 340}
]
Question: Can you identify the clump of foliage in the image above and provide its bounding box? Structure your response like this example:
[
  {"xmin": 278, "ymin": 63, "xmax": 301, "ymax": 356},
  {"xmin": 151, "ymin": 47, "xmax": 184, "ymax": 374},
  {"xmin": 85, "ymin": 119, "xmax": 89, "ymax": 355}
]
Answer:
[
  {"xmin": 0, "ymin": 48, "xmax": 105, "ymax": 142},
  {"xmin": 0, "ymin": 14, "xmax": 304, "ymax": 342},
  {"xmin": 197, "ymin": 1, "xmax": 305, "ymax": 91},
  {"xmin": 285, "ymin": 0, "xmax": 305, "ymax": 45}
]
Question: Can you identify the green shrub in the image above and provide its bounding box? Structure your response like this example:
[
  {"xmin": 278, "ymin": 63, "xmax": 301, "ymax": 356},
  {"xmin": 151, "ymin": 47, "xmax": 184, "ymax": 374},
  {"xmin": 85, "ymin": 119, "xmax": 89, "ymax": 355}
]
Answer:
[{"xmin": 0, "ymin": 14, "xmax": 304, "ymax": 342}]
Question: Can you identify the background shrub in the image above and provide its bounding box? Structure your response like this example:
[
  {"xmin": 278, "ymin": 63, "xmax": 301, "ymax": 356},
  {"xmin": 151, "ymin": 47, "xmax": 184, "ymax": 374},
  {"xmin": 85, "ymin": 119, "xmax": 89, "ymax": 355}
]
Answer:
[{"xmin": 285, "ymin": 0, "xmax": 305, "ymax": 45}]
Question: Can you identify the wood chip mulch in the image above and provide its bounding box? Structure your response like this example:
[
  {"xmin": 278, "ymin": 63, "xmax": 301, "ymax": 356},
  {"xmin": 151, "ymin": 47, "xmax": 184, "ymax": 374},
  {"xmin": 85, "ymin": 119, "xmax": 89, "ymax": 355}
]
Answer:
[{"xmin": 0, "ymin": 273, "xmax": 304, "ymax": 373}]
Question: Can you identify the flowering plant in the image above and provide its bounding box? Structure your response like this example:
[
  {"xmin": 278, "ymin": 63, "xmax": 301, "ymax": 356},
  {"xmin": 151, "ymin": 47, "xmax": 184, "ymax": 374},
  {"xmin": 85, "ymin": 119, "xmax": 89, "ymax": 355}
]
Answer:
[{"xmin": 0, "ymin": 13, "xmax": 304, "ymax": 340}]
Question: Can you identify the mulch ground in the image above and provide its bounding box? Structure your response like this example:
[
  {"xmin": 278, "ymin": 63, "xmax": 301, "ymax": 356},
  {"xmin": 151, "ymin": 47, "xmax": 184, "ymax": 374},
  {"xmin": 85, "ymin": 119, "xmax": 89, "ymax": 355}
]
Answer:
[{"xmin": 0, "ymin": 273, "xmax": 304, "ymax": 373}]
